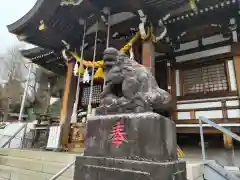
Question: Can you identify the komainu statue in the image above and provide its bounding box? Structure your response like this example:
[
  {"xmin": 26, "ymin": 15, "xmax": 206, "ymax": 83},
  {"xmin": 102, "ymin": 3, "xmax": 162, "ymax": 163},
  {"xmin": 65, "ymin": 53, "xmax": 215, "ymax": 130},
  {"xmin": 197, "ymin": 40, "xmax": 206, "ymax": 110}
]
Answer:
[{"xmin": 96, "ymin": 47, "xmax": 174, "ymax": 115}]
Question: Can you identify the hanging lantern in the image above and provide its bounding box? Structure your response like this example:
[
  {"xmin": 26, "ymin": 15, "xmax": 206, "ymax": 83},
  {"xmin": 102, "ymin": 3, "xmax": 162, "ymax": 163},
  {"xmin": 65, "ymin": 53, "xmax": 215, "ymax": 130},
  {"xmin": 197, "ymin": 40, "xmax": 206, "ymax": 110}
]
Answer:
[
  {"xmin": 83, "ymin": 68, "xmax": 90, "ymax": 83},
  {"xmin": 94, "ymin": 67, "xmax": 104, "ymax": 80}
]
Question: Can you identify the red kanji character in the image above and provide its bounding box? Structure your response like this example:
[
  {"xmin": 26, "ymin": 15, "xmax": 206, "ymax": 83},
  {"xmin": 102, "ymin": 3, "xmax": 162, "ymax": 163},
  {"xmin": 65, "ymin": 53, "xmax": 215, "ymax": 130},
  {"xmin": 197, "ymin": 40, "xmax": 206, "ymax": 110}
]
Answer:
[{"xmin": 110, "ymin": 121, "xmax": 127, "ymax": 148}]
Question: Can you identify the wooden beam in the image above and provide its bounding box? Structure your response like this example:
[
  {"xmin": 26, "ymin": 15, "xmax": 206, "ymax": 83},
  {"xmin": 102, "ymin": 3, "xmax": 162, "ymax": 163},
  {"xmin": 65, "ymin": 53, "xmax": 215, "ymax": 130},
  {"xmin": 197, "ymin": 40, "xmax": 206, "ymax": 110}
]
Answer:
[
  {"xmin": 175, "ymin": 39, "xmax": 232, "ymax": 57},
  {"xmin": 176, "ymin": 105, "xmax": 240, "ymax": 112},
  {"xmin": 177, "ymin": 91, "xmax": 238, "ymax": 101},
  {"xmin": 177, "ymin": 127, "xmax": 240, "ymax": 134},
  {"xmin": 176, "ymin": 127, "xmax": 221, "ymax": 134},
  {"xmin": 59, "ymin": 61, "xmax": 77, "ymax": 150},
  {"xmin": 175, "ymin": 52, "xmax": 232, "ymax": 69},
  {"xmin": 157, "ymin": 41, "xmax": 223, "ymax": 59},
  {"xmin": 177, "ymin": 97, "xmax": 239, "ymax": 105},
  {"xmin": 175, "ymin": 119, "xmax": 240, "ymax": 124}
]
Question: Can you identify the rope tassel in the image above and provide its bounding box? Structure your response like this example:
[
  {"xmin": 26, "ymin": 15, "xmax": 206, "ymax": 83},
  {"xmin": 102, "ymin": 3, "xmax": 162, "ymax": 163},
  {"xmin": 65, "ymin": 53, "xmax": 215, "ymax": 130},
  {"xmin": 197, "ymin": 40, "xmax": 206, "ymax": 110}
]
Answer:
[
  {"xmin": 78, "ymin": 64, "xmax": 84, "ymax": 75},
  {"xmin": 94, "ymin": 67, "xmax": 104, "ymax": 80}
]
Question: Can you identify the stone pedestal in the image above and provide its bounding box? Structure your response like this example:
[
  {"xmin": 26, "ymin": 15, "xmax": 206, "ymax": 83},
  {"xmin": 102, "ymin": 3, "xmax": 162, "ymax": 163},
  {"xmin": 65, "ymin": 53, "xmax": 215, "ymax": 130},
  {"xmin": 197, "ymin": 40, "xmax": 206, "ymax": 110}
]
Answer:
[{"xmin": 74, "ymin": 113, "xmax": 186, "ymax": 180}]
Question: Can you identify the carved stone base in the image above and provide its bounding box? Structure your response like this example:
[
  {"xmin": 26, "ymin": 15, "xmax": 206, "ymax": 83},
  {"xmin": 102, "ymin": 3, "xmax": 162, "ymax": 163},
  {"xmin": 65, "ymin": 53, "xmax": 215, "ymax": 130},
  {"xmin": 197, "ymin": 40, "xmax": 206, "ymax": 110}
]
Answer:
[
  {"xmin": 74, "ymin": 113, "xmax": 186, "ymax": 180},
  {"xmin": 84, "ymin": 112, "xmax": 177, "ymax": 161},
  {"xmin": 74, "ymin": 156, "xmax": 186, "ymax": 180}
]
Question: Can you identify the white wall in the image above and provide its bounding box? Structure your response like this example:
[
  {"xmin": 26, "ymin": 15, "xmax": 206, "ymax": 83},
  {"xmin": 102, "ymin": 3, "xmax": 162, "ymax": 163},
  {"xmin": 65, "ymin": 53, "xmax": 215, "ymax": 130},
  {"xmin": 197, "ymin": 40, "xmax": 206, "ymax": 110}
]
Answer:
[{"xmin": 176, "ymin": 97, "xmax": 240, "ymax": 120}]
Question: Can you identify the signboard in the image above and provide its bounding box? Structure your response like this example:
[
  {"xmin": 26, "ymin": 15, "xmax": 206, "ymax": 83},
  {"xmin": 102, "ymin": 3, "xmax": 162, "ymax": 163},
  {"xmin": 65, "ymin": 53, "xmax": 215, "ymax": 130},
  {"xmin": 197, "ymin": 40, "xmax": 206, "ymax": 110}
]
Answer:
[{"xmin": 46, "ymin": 126, "xmax": 61, "ymax": 149}]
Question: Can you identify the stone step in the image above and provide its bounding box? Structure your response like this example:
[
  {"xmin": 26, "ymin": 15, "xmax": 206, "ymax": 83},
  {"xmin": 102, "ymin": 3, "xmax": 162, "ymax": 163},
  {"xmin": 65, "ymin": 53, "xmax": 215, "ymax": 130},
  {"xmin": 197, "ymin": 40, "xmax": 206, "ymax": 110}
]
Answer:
[
  {"xmin": 0, "ymin": 164, "xmax": 72, "ymax": 180},
  {"xmin": 0, "ymin": 148, "xmax": 78, "ymax": 163},
  {"xmin": 0, "ymin": 148, "xmax": 81, "ymax": 180},
  {"xmin": 0, "ymin": 155, "xmax": 75, "ymax": 177}
]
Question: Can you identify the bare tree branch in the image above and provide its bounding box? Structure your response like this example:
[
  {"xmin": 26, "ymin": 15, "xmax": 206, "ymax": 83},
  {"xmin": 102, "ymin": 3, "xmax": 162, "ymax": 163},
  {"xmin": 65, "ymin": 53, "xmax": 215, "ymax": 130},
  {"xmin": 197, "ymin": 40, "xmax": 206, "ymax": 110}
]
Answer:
[{"xmin": 0, "ymin": 44, "xmax": 33, "ymax": 121}]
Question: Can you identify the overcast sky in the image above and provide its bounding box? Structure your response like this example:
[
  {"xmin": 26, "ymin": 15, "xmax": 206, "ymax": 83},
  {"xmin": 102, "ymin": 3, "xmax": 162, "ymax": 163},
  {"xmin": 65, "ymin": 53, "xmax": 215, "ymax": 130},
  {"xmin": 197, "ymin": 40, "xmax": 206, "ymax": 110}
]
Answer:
[{"xmin": 0, "ymin": 0, "xmax": 37, "ymax": 54}]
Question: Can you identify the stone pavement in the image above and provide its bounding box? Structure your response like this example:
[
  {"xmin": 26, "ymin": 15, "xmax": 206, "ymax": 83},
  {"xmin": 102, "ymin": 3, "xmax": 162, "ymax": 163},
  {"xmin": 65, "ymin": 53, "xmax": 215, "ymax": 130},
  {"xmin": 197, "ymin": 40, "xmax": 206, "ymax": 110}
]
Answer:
[{"xmin": 182, "ymin": 147, "xmax": 240, "ymax": 166}]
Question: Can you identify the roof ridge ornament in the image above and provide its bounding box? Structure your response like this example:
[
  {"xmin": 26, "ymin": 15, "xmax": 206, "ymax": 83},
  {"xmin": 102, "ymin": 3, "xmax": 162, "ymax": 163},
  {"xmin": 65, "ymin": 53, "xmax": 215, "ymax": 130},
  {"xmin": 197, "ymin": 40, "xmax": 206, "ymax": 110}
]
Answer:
[
  {"xmin": 155, "ymin": 14, "xmax": 170, "ymax": 42},
  {"xmin": 39, "ymin": 20, "xmax": 45, "ymax": 31},
  {"xmin": 60, "ymin": 0, "xmax": 83, "ymax": 6}
]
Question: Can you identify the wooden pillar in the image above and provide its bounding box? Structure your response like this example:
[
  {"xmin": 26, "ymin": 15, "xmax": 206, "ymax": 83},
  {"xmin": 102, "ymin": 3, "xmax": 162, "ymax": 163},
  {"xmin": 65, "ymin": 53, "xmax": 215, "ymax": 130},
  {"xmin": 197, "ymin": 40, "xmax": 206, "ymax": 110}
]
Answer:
[
  {"xmin": 190, "ymin": 110, "xmax": 195, "ymax": 120},
  {"xmin": 232, "ymin": 56, "xmax": 240, "ymax": 150},
  {"xmin": 59, "ymin": 61, "xmax": 77, "ymax": 149},
  {"xmin": 142, "ymin": 40, "xmax": 155, "ymax": 75},
  {"xmin": 167, "ymin": 60, "xmax": 177, "ymax": 120},
  {"xmin": 233, "ymin": 56, "xmax": 240, "ymax": 96},
  {"xmin": 132, "ymin": 38, "xmax": 142, "ymax": 64},
  {"xmin": 221, "ymin": 100, "xmax": 233, "ymax": 149},
  {"xmin": 223, "ymin": 133, "xmax": 233, "ymax": 149},
  {"xmin": 167, "ymin": 60, "xmax": 172, "ymax": 94},
  {"xmin": 221, "ymin": 100, "xmax": 228, "ymax": 122}
]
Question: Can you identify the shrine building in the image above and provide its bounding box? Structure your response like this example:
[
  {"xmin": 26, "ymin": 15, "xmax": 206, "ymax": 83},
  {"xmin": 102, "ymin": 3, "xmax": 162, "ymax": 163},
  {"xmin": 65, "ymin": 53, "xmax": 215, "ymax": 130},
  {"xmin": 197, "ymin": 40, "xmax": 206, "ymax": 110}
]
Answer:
[{"xmin": 7, "ymin": 0, "xmax": 240, "ymax": 150}]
